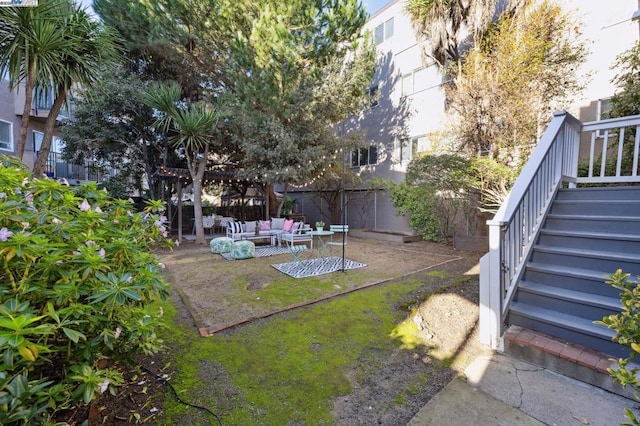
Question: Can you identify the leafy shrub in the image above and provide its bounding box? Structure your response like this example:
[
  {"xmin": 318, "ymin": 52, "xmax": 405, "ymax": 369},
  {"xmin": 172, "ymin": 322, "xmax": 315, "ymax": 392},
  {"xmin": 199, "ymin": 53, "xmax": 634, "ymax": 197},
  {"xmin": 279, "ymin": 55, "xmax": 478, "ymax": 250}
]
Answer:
[
  {"xmin": 596, "ymin": 269, "xmax": 640, "ymax": 425},
  {"xmin": 389, "ymin": 154, "xmax": 474, "ymax": 242},
  {"xmin": 0, "ymin": 156, "xmax": 172, "ymax": 424}
]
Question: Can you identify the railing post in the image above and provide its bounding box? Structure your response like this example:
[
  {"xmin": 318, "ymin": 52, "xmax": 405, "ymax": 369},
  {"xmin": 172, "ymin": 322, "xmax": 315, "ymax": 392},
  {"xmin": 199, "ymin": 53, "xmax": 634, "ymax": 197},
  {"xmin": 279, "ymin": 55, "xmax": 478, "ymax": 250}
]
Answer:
[{"xmin": 479, "ymin": 222, "xmax": 504, "ymax": 350}]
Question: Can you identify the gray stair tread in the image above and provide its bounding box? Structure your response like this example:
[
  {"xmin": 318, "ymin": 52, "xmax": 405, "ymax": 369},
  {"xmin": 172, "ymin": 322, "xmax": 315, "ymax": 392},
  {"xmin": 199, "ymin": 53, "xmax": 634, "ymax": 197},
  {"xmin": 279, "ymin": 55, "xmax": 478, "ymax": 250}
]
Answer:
[
  {"xmin": 539, "ymin": 229, "xmax": 640, "ymax": 241},
  {"xmin": 554, "ymin": 199, "xmax": 640, "ymax": 204},
  {"xmin": 533, "ymin": 245, "xmax": 640, "ymax": 262},
  {"xmin": 519, "ymin": 280, "xmax": 621, "ymax": 310},
  {"xmin": 509, "ymin": 303, "xmax": 616, "ymax": 339},
  {"xmin": 546, "ymin": 213, "xmax": 640, "ymax": 221},
  {"xmin": 525, "ymin": 262, "xmax": 610, "ymax": 281}
]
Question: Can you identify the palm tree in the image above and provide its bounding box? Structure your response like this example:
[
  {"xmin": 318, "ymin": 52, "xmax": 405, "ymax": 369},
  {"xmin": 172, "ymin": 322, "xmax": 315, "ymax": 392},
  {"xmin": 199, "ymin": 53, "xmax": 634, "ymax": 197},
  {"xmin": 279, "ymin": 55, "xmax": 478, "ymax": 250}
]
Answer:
[
  {"xmin": 0, "ymin": 0, "xmax": 70, "ymax": 160},
  {"xmin": 145, "ymin": 81, "xmax": 220, "ymax": 244},
  {"xmin": 32, "ymin": 3, "xmax": 121, "ymax": 178},
  {"xmin": 405, "ymin": 0, "xmax": 500, "ymax": 71}
]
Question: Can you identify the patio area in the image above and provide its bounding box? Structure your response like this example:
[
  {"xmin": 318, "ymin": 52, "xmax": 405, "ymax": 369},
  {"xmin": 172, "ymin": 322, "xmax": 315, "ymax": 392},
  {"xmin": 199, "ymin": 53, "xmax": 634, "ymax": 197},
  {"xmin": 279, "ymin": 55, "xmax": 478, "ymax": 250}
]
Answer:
[{"xmin": 157, "ymin": 236, "xmax": 464, "ymax": 335}]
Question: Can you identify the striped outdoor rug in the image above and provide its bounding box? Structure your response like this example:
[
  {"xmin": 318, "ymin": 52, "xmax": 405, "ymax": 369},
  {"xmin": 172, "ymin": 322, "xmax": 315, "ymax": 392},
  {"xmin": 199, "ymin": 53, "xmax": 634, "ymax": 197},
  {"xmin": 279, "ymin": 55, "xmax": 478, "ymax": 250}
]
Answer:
[
  {"xmin": 271, "ymin": 257, "xmax": 366, "ymax": 278},
  {"xmin": 220, "ymin": 245, "xmax": 306, "ymax": 260}
]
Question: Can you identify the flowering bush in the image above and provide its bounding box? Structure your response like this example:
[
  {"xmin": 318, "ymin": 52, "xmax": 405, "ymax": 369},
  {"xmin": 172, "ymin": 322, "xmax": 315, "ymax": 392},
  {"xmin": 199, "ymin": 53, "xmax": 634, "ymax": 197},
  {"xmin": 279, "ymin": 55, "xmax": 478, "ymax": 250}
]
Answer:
[{"xmin": 0, "ymin": 156, "xmax": 172, "ymax": 424}]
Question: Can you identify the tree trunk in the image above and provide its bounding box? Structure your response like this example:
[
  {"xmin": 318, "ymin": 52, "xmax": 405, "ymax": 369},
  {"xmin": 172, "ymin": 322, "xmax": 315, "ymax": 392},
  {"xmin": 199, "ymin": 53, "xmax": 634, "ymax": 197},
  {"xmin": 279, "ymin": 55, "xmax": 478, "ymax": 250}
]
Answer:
[
  {"xmin": 16, "ymin": 60, "xmax": 37, "ymax": 160},
  {"xmin": 141, "ymin": 138, "xmax": 156, "ymax": 199},
  {"xmin": 267, "ymin": 184, "xmax": 278, "ymax": 217},
  {"xmin": 188, "ymin": 148, "xmax": 208, "ymax": 244},
  {"xmin": 32, "ymin": 85, "xmax": 66, "ymax": 178}
]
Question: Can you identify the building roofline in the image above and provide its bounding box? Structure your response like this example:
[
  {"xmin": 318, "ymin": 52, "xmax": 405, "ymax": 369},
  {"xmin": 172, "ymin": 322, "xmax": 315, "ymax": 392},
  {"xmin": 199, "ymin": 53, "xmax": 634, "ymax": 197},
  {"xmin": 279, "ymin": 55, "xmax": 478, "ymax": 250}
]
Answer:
[{"xmin": 367, "ymin": 0, "xmax": 399, "ymax": 21}]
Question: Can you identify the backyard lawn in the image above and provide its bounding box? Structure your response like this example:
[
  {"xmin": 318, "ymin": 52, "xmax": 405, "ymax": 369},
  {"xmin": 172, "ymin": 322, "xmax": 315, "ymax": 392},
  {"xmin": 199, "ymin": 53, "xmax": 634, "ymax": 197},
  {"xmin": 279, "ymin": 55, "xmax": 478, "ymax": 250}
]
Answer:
[{"xmin": 80, "ymin": 237, "xmax": 487, "ymax": 425}]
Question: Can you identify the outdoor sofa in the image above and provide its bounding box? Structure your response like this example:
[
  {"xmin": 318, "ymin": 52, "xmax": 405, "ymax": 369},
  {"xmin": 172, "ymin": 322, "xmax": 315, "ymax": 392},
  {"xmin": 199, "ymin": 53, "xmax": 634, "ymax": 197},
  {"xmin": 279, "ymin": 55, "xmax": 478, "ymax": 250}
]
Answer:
[{"xmin": 226, "ymin": 218, "xmax": 312, "ymax": 247}]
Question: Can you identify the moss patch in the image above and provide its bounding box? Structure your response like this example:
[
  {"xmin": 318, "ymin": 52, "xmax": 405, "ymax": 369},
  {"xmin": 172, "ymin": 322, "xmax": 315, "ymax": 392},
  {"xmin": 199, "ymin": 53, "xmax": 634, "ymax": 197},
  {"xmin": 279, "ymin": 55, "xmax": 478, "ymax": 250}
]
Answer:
[{"xmin": 158, "ymin": 275, "xmax": 439, "ymax": 424}]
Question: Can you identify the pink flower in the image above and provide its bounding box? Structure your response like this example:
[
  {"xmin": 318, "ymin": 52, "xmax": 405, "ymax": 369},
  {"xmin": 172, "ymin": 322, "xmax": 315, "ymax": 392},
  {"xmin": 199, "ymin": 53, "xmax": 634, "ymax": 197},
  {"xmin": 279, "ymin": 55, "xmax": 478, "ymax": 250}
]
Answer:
[
  {"xmin": 78, "ymin": 200, "xmax": 90, "ymax": 211},
  {"xmin": 94, "ymin": 206, "xmax": 102, "ymax": 213},
  {"xmin": 0, "ymin": 227, "xmax": 13, "ymax": 241},
  {"xmin": 52, "ymin": 217, "xmax": 62, "ymax": 224},
  {"xmin": 114, "ymin": 327, "xmax": 122, "ymax": 339},
  {"xmin": 99, "ymin": 248, "xmax": 106, "ymax": 258}
]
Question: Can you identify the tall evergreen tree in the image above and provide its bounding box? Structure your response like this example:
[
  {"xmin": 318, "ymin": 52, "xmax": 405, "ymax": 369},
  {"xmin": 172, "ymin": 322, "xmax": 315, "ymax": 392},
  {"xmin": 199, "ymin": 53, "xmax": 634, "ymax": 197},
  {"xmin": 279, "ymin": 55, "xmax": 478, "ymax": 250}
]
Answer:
[
  {"xmin": 60, "ymin": 69, "xmax": 164, "ymax": 198},
  {"xmin": 217, "ymin": 0, "xmax": 376, "ymax": 212}
]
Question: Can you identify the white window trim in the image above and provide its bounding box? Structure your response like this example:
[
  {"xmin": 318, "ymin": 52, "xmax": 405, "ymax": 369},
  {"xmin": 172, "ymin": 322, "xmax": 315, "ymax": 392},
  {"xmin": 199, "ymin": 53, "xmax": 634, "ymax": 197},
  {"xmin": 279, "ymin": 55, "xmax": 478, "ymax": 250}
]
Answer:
[
  {"xmin": 373, "ymin": 17, "xmax": 394, "ymax": 45},
  {"xmin": 0, "ymin": 120, "xmax": 13, "ymax": 152},
  {"xmin": 596, "ymin": 98, "xmax": 614, "ymax": 138}
]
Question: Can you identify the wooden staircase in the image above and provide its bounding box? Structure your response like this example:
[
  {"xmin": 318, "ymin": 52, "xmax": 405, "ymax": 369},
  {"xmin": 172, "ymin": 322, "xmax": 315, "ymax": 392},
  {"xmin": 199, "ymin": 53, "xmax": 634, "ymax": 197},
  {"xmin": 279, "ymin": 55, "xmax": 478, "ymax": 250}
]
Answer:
[{"xmin": 506, "ymin": 186, "xmax": 640, "ymax": 358}]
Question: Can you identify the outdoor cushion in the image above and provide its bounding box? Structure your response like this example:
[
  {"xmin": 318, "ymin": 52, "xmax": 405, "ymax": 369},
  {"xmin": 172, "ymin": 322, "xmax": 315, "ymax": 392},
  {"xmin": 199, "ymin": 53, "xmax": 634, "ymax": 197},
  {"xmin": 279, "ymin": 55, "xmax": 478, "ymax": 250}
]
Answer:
[
  {"xmin": 283, "ymin": 219, "xmax": 294, "ymax": 232},
  {"xmin": 210, "ymin": 237, "xmax": 234, "ymax": 254},
  {"xmin": 244, "ymin": 220, "xmax": 258, "ymax": 233},
  {"xmin": 271, "ymin": 217, "xmax": 286, "ymax": 230},
  {"xmin": 260, "ymin": 220, "xmax": 271, "ymax": 231},
  {"xmin": 231, "ymin": 240, "xmax": 255, "ymax": 259},
  {"xmin": 229, "ymin": 221, "xmax": 243, "ymax": 233}
]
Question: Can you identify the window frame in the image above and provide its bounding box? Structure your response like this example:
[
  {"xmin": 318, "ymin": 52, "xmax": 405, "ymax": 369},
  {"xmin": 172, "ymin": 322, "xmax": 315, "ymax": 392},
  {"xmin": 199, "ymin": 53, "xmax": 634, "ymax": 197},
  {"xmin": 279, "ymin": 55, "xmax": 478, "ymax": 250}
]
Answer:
[
  {"xmin": 373, "ymin": 17, "xmax": 394, "ymax": 45},
  {"xmin": 351, "ymin": 144, "xmax": 378, "ymax": 167},
  {"xmin": 0, "ymin": 120, "xmax": 13, "ymax": 152},
  {"xmin": 596, "ymin": 97, "xmax": 614, "ymax": 138},
  {"xmin": 396, "ymin": 134, "xmax": 432, "ymax": 163}
]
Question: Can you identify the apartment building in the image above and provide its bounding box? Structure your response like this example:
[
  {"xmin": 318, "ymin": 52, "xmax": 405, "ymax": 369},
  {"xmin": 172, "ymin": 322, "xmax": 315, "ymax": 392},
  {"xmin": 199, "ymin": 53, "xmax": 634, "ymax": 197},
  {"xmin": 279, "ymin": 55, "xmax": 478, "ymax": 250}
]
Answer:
[
  {"xmin": 0, "ymin": 79, "xmax": 111, "ymax": 183},
  {"xmin": 291, "ymin": 0, "xmax": 640, "ymax": 236},
  {"xmin": 290, "ymin": 0, "xmax": 446, "ymax": 233}
]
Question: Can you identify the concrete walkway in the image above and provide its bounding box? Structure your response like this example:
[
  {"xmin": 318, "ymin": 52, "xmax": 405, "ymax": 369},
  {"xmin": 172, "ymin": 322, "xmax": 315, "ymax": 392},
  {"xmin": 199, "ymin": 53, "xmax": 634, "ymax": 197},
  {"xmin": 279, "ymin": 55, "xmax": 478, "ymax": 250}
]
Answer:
[{"xmin": 409, "ymin": 352, "xmax": 635, "ymax": 426}]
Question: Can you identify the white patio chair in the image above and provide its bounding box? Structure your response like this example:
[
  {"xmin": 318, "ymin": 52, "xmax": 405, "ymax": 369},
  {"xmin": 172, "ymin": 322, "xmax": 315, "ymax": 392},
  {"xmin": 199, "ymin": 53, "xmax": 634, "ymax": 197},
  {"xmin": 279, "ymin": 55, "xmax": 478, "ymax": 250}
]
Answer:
[
  {"xmin": 327, "ymin": 224, "xmax": 348, "ymax": 254},
  {"xmin": 202, "ymin": 215, "xmax": 216, "ymax": 235}
]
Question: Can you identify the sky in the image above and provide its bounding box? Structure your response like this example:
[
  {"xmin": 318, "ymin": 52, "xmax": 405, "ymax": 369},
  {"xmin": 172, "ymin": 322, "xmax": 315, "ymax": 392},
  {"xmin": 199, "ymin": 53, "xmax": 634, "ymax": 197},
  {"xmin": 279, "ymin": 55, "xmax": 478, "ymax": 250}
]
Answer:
[{"xmin": 363, "ymin": 0, "xmax": 392, "ymax": 16}]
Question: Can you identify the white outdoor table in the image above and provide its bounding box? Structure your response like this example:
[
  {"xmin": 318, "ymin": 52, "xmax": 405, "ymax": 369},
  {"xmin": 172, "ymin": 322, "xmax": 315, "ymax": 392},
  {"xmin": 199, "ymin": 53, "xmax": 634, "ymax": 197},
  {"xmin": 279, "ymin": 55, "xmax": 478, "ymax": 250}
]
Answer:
[{"xmin": 307, "ymin": 230, "xmax": 334, "ymax": 258}]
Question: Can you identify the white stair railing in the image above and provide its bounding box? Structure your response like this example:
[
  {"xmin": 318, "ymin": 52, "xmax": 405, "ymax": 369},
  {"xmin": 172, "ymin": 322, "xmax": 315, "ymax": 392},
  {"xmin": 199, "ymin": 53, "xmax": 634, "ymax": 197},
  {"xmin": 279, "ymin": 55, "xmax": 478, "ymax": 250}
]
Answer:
[
  {"xmin": 480, "ymin": 111, "xmax": 640, "ymax": 349},
  {"xmin": 479, "ymin": 111, "xmax": 581, "ymax": 349}
]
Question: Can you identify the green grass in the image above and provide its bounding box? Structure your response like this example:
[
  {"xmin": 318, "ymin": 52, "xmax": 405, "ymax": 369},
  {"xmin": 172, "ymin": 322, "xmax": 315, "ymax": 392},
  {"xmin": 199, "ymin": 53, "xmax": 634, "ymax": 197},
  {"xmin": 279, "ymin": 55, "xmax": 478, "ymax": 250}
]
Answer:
[{"xmin": 157, "ymin": 275, "xmax": 440, "ymax": 425}]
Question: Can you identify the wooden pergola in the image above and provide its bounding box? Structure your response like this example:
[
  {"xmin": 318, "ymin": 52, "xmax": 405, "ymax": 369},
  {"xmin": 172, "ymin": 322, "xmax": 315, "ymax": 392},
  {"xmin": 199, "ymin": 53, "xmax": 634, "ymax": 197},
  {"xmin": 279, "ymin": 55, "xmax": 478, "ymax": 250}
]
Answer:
[{"xmin": 155, "ymin": 166, "xmax": 264, "ymax": 241}]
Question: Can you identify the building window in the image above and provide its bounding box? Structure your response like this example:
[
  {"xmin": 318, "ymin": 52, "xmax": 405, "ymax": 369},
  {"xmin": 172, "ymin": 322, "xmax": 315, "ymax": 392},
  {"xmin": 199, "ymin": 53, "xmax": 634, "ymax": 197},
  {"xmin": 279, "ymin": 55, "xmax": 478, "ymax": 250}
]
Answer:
[
  {"xmin": 396, "ymin": 139, "xmax": 411, "ymax": 163},
  {"xmin": 597, "ymin": 98, "xmax": 612, "ymax": 121},
  {"xmin": 374, "ymin": 17, "xmax": 394, "ymax": 45},
  {"xmin": 596, "ymin": 98, "xmax": 613, "ymax": 138},
  {"xmin": 367, "ymin": 84, "xmax": 379, "ymax": 108},
  {"xmin": 401, "ymin": 66, "xmax": 440, "ymax": 97},
  {"xmin": 0, "ymin": 120, "xmax": 13, "ymax": 151},
  {"xmin": 396, "ymin": 135, "xmax": 433, "ymax": 162},
  {"xmin": 401, "ymin": 73, "xmax": 414, "ymax": 97},
  {"xmin": 351, "ymin": 145, "xmax": 378, "ymax": 167}
]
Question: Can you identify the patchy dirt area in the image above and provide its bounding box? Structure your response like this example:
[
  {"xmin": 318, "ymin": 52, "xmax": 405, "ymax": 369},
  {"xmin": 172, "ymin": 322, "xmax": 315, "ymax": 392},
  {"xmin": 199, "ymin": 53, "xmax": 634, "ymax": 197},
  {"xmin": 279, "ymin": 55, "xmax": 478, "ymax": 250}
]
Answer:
[
  {"xmin": 58, "ymin": 238, "xmax": 489, "ymax": 425},
  {"xmin": 156, "ymin": 238, "xmax": 465, "ymax": 334}
]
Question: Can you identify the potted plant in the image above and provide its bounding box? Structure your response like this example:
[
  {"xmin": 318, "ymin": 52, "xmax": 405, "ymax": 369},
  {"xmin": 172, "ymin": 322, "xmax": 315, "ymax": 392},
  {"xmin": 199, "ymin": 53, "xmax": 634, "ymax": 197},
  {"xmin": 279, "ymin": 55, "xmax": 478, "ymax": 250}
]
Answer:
[{"xmin": 315, "ymin": 220, "xmax": 325, "ymax": 231}]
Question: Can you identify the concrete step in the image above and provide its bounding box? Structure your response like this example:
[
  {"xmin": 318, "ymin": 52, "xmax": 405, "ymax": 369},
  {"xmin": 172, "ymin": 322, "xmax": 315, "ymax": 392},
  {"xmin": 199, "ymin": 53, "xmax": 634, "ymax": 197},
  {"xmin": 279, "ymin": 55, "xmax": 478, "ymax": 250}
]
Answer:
[{"xmin": 504, "ymin": 326, "xmax": 637, "ymax": 401}]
